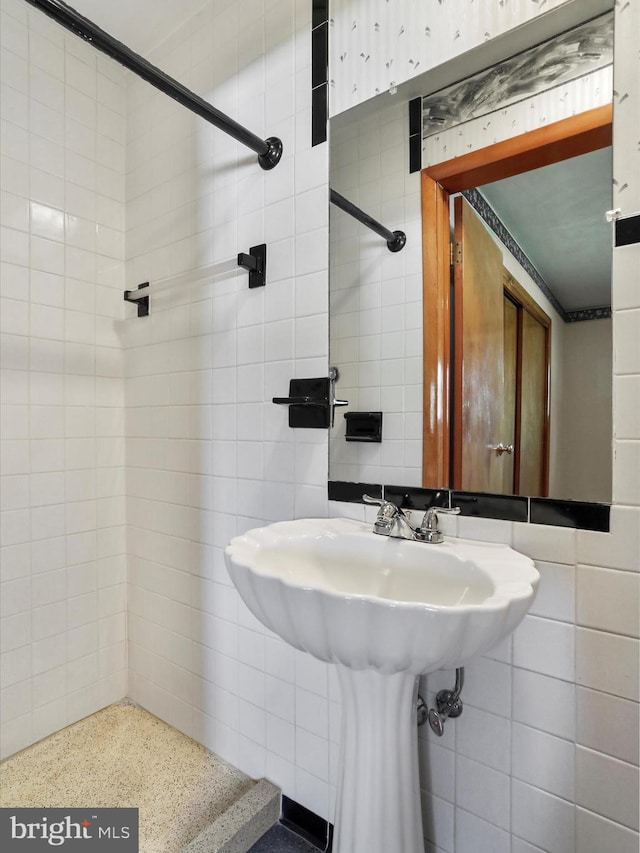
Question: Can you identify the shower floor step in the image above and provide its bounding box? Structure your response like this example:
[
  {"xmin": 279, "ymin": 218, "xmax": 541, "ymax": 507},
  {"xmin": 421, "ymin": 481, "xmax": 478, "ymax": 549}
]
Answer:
[{"xmin": 0, "ymin": 700, "xmax": 280, "ymax": 853}]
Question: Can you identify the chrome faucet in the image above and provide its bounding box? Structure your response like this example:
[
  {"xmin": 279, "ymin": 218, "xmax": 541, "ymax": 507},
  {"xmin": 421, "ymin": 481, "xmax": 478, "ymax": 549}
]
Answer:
[{"xmin": 363, "ymin": 496, "xmax": 460, "ymax": 543}]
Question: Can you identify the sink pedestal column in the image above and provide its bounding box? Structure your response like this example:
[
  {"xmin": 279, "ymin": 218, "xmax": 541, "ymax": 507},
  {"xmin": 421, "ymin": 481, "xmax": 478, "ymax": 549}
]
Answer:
[{"xmin": 333, "ymin": 666, "xmax": 425, "ymax": 853}]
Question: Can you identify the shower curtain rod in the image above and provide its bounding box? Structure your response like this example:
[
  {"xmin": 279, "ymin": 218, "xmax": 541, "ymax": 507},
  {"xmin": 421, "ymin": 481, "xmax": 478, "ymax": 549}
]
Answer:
[
  {"xmin": 330, "ymin": 189, "xmax": 406, "ymax": 252},
  {"xmin": 23, "ymin": 0, "xmax": 283, "ymax": 170}
]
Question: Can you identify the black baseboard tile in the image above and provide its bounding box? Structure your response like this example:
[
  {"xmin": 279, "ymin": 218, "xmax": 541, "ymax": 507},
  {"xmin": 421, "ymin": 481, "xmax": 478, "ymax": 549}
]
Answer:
[
  {"xmin": 328, "ymin": 481, "xmax": 382, "ymax": 503},
  {"xmin": 452, "ymin": 491, "xmax": 529, "ymax": 522},
  {"xmin": 530, "ymin": 498, "xmax": 610, "ymax": 532},
  {"xmin": 384, "ymin": 485, "xmax": 450, "ymax": 511},
  {"xmin": 281, "ymin": 795, "xmax": 333, "ymax": 851}
]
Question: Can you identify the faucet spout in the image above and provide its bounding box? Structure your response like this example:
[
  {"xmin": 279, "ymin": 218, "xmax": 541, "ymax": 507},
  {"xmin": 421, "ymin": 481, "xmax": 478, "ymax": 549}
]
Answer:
[{"xmin": 363, "ymin": 495, "xmax": 421, "ymax": 540}]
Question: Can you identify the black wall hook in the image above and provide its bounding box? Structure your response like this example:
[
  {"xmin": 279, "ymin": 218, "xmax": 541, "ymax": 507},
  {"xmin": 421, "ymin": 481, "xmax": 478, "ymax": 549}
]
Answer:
[{"xmin": 237, "ymin": 244, "xmax": 267, "ymax": 288}]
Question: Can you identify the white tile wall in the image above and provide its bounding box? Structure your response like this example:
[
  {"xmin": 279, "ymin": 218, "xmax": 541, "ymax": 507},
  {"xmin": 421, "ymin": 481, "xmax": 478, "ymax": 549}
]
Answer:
[
  {"xmin": 329, "ymin": 100, "xmax": 423, "ymax": 486},
  {"xmin": 0, "ymin": 0, "xmax": 127, "ymax": 759},
  {"xmin": 1, "ymin": 0, "xmax": 638, "ymax": 851},
  {"xmin": 124, "ymin": 0, "xmax": 330, "ymax": 820}
]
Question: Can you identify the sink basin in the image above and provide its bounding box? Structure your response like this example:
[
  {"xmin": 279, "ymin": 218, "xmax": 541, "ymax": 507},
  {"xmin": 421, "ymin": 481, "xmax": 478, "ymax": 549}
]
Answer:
[
  {"xmin": 225, "ymin": 516, "xmax": 539, "ymax": 674},
  {"xmin": 225, "ymin": 517, "xmax": 539, "ymax": 853}
]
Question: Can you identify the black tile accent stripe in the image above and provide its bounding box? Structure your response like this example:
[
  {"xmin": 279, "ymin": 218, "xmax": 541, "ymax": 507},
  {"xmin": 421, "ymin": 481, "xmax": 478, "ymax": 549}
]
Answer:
[
  {"xmin": 311, "ymin": 23, "xmax": 328, "ymax": 89},
  {"xmin": 384, "ymin": 484, "xmax": 449, "ymax": 511},
  {"xmin": 281, "ymin": 796, "xmax": 333, "ymax": 851},
  {"xmin": 453, "ymin": 491, "xmax": 529, "ymax": 522},
  {"xmin": 530, "ymin": 498, "xmax": 610, "ymax": 531},
  {"xmin": 408, "ymin": 97, "xmax": 422, "ymax": 173},
  {"xmin": 615, "ymin": 213, "xmax": 640, "ymax": 247},
  {"xmin": 328, "ymin": 481, "xmax": 381, "ymax": 503},
  {"xmin": 328, "ymin": 482, "xmax": 611, "ymax": 532},
  {"xmin": 409, "ymin": 134, "xmax": 422, "ymax": 174},
  {"xmin": 312, "ymin": 0, "xmax": 328, "ymax": 28},
  {"xmin": 408, "ymin": 97, "xmax": 422, "ymax": 136},
  {"xmin": 311, "ymin": 1, "xmax": 329, "ymax": 148},
  {"xmin": 311, "ymin": 84, "xmax": 328, "ymax": 146}
]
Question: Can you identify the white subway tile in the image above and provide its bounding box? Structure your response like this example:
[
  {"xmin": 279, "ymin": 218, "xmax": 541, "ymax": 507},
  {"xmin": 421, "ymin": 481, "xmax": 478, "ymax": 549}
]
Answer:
[
  {"xmin": 577, "ymin": 686, "xmax": 639, "ymax": 766},
  {"xmin": 576, "ymin": 627, "xmax": 639, "ymax": 701},
  {"xmin": 577, "ymin": 565, "xmax": 640, "ymax": 637},
  {"xmin": 512, "ymin": 722, "xmax": 575, "ymax": 800},
  {"xmin": 576, "ymin": 807, "xmax": 640, "ymax": 853},
  {"xmin": 455, "ymin": 754, "xmax": 510, "ymax": 830},
  {"xmin": 528, "ymin": 560, "xmax": 575, "ymax": 622},
  {"xmin": 513, "ymin": 614, "xmax": 575, "ymax": 682},
  {"xmin": 417, "ymin": 737, "xmax": 455, "ymax": 803},
  {"xmin": 421, "ymin": 792, "xmax": 454, "ymax": 852},
  {"xmin": 512, "ymin": 521, "xmax": 576, "ymax": 564},
  {"xmin": 455, "ymin": 808, "xmax": 510, "ymax": 853},
  {"xmin": 615, "ymin": 375, "xmax": 640, "ymax": 440},
  {"xmin": 512, "ymin": 668, "xmax": 575, "ymax": 741},
  {"xmin": 455, "ymin": 699, "xmax": 512, "ymax": 771},
  {"xmin": 576, "ymin": 746, "xmax": 639, "ymax": 831},
  {"xmin": 512, "ymin": 779, "xmax": 575, "ymax": 853}
]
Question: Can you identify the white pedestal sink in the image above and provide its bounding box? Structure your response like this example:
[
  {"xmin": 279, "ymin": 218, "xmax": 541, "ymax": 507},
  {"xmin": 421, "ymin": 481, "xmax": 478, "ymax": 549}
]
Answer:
[{"xmin": 225, "ymin": 517, "xmax": 539, "ymax": 853}]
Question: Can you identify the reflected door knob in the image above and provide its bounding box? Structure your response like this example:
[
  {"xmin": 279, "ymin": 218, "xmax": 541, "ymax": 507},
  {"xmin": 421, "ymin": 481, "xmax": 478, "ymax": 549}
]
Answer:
[{"xmin": 493, "ymin": 442, "xmax": 514, "ymax": 456}]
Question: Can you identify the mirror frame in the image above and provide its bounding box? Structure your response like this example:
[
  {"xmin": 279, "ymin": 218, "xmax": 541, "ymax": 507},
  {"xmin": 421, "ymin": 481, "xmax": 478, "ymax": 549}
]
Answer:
[{"xmin": 420, "ymin": 103, "xmax": 613, "ymax": 489}]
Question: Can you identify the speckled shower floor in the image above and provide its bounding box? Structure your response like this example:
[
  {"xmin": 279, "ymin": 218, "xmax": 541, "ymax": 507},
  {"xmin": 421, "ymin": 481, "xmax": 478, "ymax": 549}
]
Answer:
[{"xmin": 0, "ymin": 701, "xmax": 279, "ymax": 853}]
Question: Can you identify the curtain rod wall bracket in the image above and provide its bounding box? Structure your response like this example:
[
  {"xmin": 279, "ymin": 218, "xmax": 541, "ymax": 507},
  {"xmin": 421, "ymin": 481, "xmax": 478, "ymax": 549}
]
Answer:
[
  {"xmin": 24, "ymin": 0, "xmax": 283, "ymax": 171},
  {"xmin": 330, "ymin": 189, "xmax": 407, "ymax": 252},
  {"xmin": 258, "ymin": 137, "xmax": 283, "ymax": 170},
  {"xmin": 387, "ymin": 230, "xmax": 407, "ymax": 252}
]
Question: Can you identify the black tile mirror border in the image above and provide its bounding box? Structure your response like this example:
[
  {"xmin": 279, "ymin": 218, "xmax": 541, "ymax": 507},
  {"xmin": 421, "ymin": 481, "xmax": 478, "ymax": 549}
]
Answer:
[{"xmin": 328, "ymin": 482, "xmax": 610, "ymax": 532}]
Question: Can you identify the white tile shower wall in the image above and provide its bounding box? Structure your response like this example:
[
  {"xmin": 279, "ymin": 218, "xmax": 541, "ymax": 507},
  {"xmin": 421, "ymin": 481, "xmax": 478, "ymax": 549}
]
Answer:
[
  {"xmin": 329, "ymin": 99, "xmax": 423, "ymax": 486},
  {"xmin": 124, "ymin": 0, "xmax": 330, "ymax": 818},
  {"xmin": 0, "ymin": 0, "xmax": 127, "ymax": 758}
]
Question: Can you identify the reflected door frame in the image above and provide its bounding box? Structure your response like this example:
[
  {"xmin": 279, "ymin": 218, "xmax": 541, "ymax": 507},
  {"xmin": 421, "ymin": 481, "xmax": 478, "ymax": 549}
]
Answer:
[{"xmin": 421, "ymin": 103, "xmax": 613, "ymax": 488}]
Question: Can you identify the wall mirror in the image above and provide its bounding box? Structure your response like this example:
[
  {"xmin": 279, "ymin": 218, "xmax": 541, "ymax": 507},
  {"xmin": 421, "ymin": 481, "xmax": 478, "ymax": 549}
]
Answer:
[{"xmin": 328, "ymin": 7, "xmax": 614, "ymax": 507}]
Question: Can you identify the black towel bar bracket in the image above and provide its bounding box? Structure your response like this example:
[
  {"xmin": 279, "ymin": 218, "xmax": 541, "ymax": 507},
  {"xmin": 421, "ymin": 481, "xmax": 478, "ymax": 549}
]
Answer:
[
  {"xmin": 237, "ymin": 244, "xmax": 267, "ymax": 288},
  {"xmin": 123, "ymin": 282, "xmax": 150, "ymax": 317}
]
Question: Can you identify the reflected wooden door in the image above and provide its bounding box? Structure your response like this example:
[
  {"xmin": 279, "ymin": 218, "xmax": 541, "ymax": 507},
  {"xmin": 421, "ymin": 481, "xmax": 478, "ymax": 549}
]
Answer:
[
  {"xmin": 502, "ymin": 295, "xmax": 518, "ymax": 494},
  {"xmin": 519, "ymin": 309, "xmax": 549, "ymax": 495},
  {"xmin": 452, "ymin": 196, "xmax": 505, "ymax": 492},
  {"xmin": 453, "ymin": 200, "xmax": 551, "ymax": 495}
]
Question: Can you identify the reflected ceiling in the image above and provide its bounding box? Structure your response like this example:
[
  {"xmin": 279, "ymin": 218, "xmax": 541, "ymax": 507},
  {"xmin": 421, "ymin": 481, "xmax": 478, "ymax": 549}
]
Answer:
[{"xmin": 477, "ymin": 146, "xmax": 612, "ymax": 313}]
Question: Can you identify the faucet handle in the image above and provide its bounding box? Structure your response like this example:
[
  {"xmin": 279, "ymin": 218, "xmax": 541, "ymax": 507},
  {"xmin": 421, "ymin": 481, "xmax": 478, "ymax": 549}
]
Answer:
[
  {"xmin": 362, "ymin": 494, "xmax": 402, "ymax": 534},
  {"xmin": 362, "ymin": 494, "xmax": 385, "ymax": 506},
  {"xmin": 419, "ymin": 506, "xmax": 460, "ymax": 542}
]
